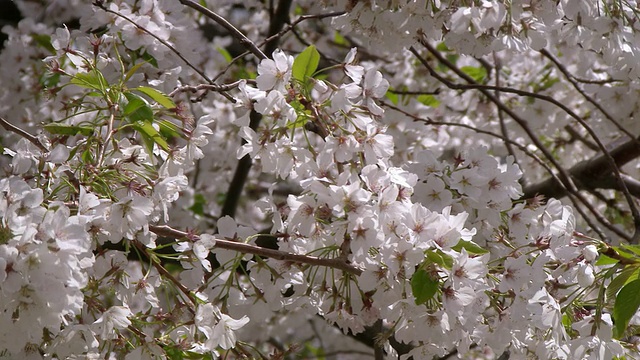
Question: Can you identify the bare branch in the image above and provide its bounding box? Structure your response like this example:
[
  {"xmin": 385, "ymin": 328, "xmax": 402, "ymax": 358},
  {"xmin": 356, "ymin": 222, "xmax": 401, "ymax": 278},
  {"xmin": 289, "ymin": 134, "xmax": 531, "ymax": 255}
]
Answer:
[
  {"xmin": 150, "ymin": 225, "xmax": 363, "ymax": 276},
  {"xmin": 0, "ymin": 116, "xmax": 48, "ymax": 152},
  {"xmin": 94, "ymin": 2, "xmax": 215, "ymax": 86},
  {"xmin": 523, "ymin": 135, "xmax": 640, "ymax": 199},
  {"xmin": 178, "ymin": 0, "xmax": 267, "ymax": 61},
  {"xmin": 411, "ymin": 40, "xmax": 630, "ymax": 242}
]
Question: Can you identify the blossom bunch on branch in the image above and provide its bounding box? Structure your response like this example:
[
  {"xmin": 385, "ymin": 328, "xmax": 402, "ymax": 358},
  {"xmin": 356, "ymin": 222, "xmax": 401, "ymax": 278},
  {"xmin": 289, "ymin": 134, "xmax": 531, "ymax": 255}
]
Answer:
[{"xmin": 2, "ymin": 1, "xmax": 640, "ymax": 359}]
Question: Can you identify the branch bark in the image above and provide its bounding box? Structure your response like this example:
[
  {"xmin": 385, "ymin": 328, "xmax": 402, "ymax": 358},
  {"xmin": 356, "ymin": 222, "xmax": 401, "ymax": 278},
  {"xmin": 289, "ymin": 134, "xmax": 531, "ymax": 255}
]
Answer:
[
  {"xmin": 149, "ymin": 225, "xmax": 363, "ymax": 275},
  {"xmin": 523, "ymin": 135, "xmax": 640, "ymax": 200},
  {"xmin": 0, "ymin": 116, "xmax": 47, "ymax": 152}
]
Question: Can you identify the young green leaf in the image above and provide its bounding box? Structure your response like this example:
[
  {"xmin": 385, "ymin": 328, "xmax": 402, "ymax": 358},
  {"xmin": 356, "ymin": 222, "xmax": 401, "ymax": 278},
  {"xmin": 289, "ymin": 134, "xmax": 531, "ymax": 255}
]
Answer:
[
  {"xmin": 217, "ymin": 47, "xmax": 233, "ymax": 63},
  {"xmin": 70, "ymin": 70, "xmax": 107, "ymax": 92},
  {"xmin": 425, "ymin": 249, "xmax": 454, "ymax": 270},
  {"xmin": 44, "ymin": 123, "xmax": 94, "ymax": 136},
  {"xmin": 607, "ymin": 265, "xmax": 640, "ymax": 301},
  {"xmin": 452, "ymin": 240, "xmax": 489, "ymax": 255},
  {"xmin": 134, "ymin": 120, "xmax": 169, "ymax": 152},
  {"xmin": 123, "ymin": 92, "xmax": 154, "ymax": 123},
  {"xmin": 411, "ymin": 269, "xmax": 439, "ymax": 305},
  {"xmin": 417, "ymin": 94, "xmax": 440, "ymax": 107},
  {"xmin": 385, "ymin": 90, "xmax": 399, "ymax": 105},
  {"xmin": 613, "ymin": 278, "xmax": 640, "ymax": 338},
  {"xmin": 133, "ymin": 86, "xmax": 176, "ymax": 109},
  {"xmin": 460, "ymin": 66, "xmax": 487, "ymax": 83},
  {"xmin": 292, "ymin": 45, "xmax": 320, "ymax": 83},
  {"xmin": 594, "ymin": 254, "xmax": 619, "ymax": 266},
  {"xmin": 31, "ymin": 34, "xmax": 55, "ymax": 53},
  {"xmin": 124, "ymin": 61, "xmax": 147, "ymax": 83}
]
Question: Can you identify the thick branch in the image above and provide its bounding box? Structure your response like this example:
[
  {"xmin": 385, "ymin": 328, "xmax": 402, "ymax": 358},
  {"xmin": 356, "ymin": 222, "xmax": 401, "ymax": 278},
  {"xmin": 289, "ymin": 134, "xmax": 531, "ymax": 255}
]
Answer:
[
  {"xmin": 149, "ymin": 225, "xmax": 363, "ymax": 275},
  {"xmin": 221, "ymin": 0, "xmax": 293, "ymax": 219},
  {"xmin": 523, "ymin": 135, "xmax": 640, "ymax": 199}
]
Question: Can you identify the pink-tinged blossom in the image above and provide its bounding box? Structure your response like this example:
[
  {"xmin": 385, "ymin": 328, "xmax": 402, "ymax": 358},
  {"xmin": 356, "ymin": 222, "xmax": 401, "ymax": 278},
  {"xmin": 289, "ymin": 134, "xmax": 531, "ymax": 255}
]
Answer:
[
  {"xmin": 93, "ymin": 306, "xmax": 132, "ymax": 339},
  {"xmin": 195, "ymin": 303, "xmax": 250, "ymax": 351},
  {"xmin": 256, "ymin": 49, "xmax": 293, "ymax": 92},
  {"xmin": 361, "ymin": 124, "xmax": 394, "ymax": 164},
  {"xmin": 107, "ymin": 195, "xmax": 154, "ymax": 240},
  {"xmin": 193, "ymin": 234, "xmax": 217, "ymax": 272}
]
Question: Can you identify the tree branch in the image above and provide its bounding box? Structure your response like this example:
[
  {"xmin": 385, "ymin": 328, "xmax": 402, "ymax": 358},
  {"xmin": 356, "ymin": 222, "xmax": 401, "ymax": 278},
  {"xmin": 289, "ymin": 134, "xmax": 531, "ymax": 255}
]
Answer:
[
  {"xmin": 220, "ymin": 0, "xmax": 293, "ymax": 219},
  {"xmin": 412, "ymin": 39, "xmax": 630, "ymax": 242},
  {"xmin": 0, "ymin": 116, "xmax": 47, "ymax": 152},
  {"xmin": 178, "ymin": 0, "xmax": 267, "ymax": 61},
  {"xmin": 149, "ymin": 225, "xmax": 363, "ymax": 275},
  {"xmin": 523, "ymin": 135, "xmax": 640, "ymax": 199}
]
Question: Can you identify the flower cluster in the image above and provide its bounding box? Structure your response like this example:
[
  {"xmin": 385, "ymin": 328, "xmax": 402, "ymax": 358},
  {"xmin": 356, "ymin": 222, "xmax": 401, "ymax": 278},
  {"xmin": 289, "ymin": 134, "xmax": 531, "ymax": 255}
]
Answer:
[{"xmin": 1, "ymin": 0, "xmax": 640, "ymax": 359}]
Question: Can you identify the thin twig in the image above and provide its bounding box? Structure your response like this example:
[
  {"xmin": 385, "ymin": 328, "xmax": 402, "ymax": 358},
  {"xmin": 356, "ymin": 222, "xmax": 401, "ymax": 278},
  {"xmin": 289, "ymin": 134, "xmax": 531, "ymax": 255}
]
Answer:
[
  {"xmin": 492, "ymin": 51, "xmax": 523, "ymax": 186},
  {"xmin": 211, "ymin": 10, "xmax": 345, "ymax": 82},
  {"xmin": 388, "ymin": 89, "xmax": 441, "ymax": 96},
  {"xmin": 150, "ymin": 225, "xmax": 363, "ymax": 275},
  {"xmin": 0, "ymin": 116, "xmax": 48, "ymax": 152},
  {"xmin": 132, "ymin": 239, "xmax": 198, "ymax": 309},
  {"xmin": 168, "ymin": 80, "xmax": 249, "ymax": 98},
  {"xmin": 179, "ymin": 0, "xmax": 267, "ymax": 60},
  {"xmin": 94, "ymin": 2, "xmax": 213, "ymax": 85},
  {"xmin": 412, "ymin": 41, "xmax": 628, "ymax": 242},
  {"xmin": 540, "ymin": 48, "xmax": 640, "ymax": 241},
  {"xmin": 383, "ymin": 99, "xmax": 614, "ymax": 239}
]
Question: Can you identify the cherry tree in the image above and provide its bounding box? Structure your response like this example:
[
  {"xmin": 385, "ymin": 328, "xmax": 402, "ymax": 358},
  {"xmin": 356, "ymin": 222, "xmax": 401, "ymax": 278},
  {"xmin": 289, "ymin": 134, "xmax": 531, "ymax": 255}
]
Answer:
[{"xmin": 2, "ymin": 0, "xmax": 640, "ymax": 359}]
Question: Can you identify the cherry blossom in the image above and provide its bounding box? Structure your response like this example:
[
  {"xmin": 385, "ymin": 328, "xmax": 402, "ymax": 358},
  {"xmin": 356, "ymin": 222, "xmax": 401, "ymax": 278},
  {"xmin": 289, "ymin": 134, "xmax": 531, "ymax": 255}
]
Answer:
[{"xmin": 2, "ymin": 0, "xmax": 640, "ymax": 359}]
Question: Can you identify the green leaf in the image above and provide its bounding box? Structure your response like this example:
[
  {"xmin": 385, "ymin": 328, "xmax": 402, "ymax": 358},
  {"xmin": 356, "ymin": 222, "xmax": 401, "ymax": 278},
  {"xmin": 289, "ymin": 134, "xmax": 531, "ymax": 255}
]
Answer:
[
  {"xmin": 460, "ymin": 66, "xmax": 487, "ymax": 83},
  {"xmin": 123, "ymin": 92, "xmax": 154, "ymax": 123},
  {"xmin": 31, "ymin": 34, "xmax": 55, "ymax": 53},
  {"xmin": 411, "ymin": 269, "xmax": 439, "ymax": 305},
  {"xmin": 613, "ymin": 278, "xmax": 640, "ymax": 338},
  {"xmin": 124, "ymin": 61, "xmax": 147, "ymax": 83},
  {"xmin": 70, "ymin": 71, "xmax": 107, "ymax": 92},
  {"xmin": 436, "ymin": 42, "xmax": 450, "ymax": 52},
  {"xmin": 607, "ymin": 265, "xmax": 640, "ymax": 301},
  {"xmin": 417, "ymin": 94, "xmax": 440, "ymax": 108},
  {"xmin": 425, "ymin": 249, "xmax": 453, "ymax": 270},
  {"xmin": 41, "ymin": 73, "xmax": 61, "ymax": 88},
  {"xmin": 189, "ymin": 193, "xmax": 207, "ymax": 216},
  {"xmin": 133, "ymin": 120, "xmax": 169, "ymax": 153},
  {"xmin": 217, "ymin": 47, "xmax": 232, "ymax": 63},
  {"xmin": 452, "ymin": 240, "xmax": 489, "ymax": 255},
  {"xmin": 595, "ymin": 254, "xmax": 619, "ymax": 266},
  {"xmin": 140, "ymin": 51, "xmax": 158, "ymax": 67},
  {"xmin": 44, "ymin": 123, "xmax": 94, "ymax": 136},
  {"xmin": 157, "ymin": 119, "xmax": 183, "ymax": 140},
  {"xmin": 81, "ymin": 148, "xmax": 94, "ymax": 163},
  {"xmin": 292, "ymin": 45, "xmax": 320, "ymax": 83},
  {"xmin": 385, "ymin": 90, "xmax": 399, "ymax": 105},
  {"xmin": 334, "ymin": 31, "xmax": 348, "ymax": 46},
  {"xmin": 133, "ymin": 86, "xmax": 176, "ymax": 109},
  {"xmin": 621, "ymin": 244, "xmax": 640, "ymax": 257}
]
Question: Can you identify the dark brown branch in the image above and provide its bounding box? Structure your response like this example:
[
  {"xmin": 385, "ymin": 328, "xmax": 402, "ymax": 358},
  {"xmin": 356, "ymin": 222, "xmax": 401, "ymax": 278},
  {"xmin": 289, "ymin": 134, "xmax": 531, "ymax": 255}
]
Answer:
[
  {"xmin": 149, "ymin": 225, "xmax": 363, "ymax": 275},
  {"xmin": 178, "ymin": 0, "xmax": 267, "ymax": 60},
  {"xmin": 221, "ymin": 0, "xmax": 293, "ymax": 220},
  {"xmin": 0, "ymin": 116, "xmax": 47, "ymax": 152},
  {"xmin": 412, "ymin": 40, "xmax": 627, "ymax": 241},
  {"xmin": 523, "ymin": 135, "xmax": 640, "ymax": 199}
]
